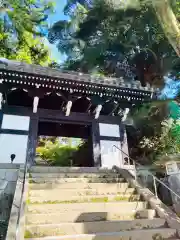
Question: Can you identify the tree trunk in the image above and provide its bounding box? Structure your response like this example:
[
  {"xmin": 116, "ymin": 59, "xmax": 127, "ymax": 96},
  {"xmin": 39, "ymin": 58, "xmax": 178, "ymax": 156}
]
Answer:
[{"xmin": 152, "ymin": 0, "xmax": 180, "ymax": 57}]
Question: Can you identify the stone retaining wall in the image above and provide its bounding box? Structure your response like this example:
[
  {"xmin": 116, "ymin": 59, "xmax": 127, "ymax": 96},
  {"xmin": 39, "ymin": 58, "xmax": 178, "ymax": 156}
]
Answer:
[{"xmin": 0, "ymin": 164, "xmax": 20, "ymax": 240}]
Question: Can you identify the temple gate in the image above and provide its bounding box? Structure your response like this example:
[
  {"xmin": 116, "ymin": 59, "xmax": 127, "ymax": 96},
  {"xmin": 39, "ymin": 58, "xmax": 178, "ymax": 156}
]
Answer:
[{"xmin": 0, "ymin": 59, "xmax": 154, "ymax": 169}]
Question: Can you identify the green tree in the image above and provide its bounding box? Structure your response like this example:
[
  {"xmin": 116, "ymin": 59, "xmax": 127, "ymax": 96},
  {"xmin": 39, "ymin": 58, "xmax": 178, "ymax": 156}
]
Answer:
[
  {"xmin": 49, "ymin": 0, "xmax": 180, "ymax": 165},
  {"xmin": 0, "ymin": 0, "xmax": 54, "ymax": 65},
  {"xmin": 49, "ymin": 0, "xmax": 179, "ymax": 87},
  {"xmin": 127, "ymin": 100, "xmax": 180, "ymax": 165}
]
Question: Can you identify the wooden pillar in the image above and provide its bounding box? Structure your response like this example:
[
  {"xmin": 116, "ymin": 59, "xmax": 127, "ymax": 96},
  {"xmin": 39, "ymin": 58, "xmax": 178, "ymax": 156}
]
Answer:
[
  {"xmin": 120, "ymin": 124, "xmax": 130, "ymax": 164},
  {"xmin": 0, "ymin": 109, "xmax": 3, "ymax": 130},
  {"xmin": 27, "ymin": 115, "xmax": 39, "ymax": 166},
  {"xmin": 0, "ymin": 91, "xmax": 3, "ymax": 128},
  {"xmin": 92, "ymin": 120, "xmax": 101, "ymax": 167}
]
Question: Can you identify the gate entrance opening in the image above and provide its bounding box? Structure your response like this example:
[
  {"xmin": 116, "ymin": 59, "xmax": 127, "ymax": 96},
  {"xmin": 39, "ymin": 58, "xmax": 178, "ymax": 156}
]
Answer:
[{"xmin": 36, "ymin": 121, "xmax": 93, "ymax": 167}]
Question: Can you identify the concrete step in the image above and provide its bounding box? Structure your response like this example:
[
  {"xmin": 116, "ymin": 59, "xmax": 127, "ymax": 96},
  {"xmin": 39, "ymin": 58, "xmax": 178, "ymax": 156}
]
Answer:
[
  {"xmin": 27, "ymin": 201, "xmax": 147, "ymax": 214},
  {"xmin": 26, "ymin": 209, "xmax": 156, "ymax": 225},
  {"xmin": 30, "ymin": 167, "xmax": 117, "ymax": 173},
  {"xmin": 25, "ymin": 218, "xmax": 166, "ymax": 237},
  {"xmin": 29, "ymin": 182, "xmax": 129, "ymax": 190},
  {"xmin": 29, "ymin": 193, "xmax": 140, "ymax": 204},
  {"xmin": 29, "ymin": 187, "xmax": 135, "ymax": 197},
  {"xmin": 29, "ymin": 177, "xmax": 125, "ymax": 184},
  {"xmin": 29, "ymin": 173, "xmax": 121, "ymax": 179},
  {"xmin": 24, "ymin": 228, "xmax": 177, "ymax": 240}
]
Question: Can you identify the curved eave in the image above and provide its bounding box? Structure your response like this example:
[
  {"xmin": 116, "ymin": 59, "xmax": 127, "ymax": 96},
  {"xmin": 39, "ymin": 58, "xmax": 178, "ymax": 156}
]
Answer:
[
  {"xmin": 0, "ymin": 70, "xmax": 153, "ymax": 101},
  {"xmin": 0, "ymin": 60, "xmax": 154, "ymax": 92}
]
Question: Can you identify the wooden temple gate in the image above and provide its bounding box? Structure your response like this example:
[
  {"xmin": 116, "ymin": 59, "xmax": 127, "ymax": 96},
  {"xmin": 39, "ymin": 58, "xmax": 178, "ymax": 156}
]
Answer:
[{"xmin": 0, "ymin": 59, "xmax": 154, "ymax": 169}]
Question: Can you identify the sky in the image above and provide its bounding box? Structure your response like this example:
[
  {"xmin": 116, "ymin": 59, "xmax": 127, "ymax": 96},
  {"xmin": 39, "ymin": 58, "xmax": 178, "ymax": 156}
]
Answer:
[{"xmin": 45, "ymin": 0, "xmax": 68, "ymax": 63}]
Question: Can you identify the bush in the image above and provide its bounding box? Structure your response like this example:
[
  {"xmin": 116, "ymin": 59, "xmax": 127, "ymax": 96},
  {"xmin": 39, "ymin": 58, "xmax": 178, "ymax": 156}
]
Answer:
[{"xmin": 36, "ymin": 138, "xmax": 78, "ymax": 166}]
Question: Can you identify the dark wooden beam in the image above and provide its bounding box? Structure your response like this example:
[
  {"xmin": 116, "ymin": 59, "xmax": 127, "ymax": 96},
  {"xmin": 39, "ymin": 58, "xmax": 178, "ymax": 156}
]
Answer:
[
  {"xmin": 2, "ymin": 106, "xmax": 122, "ymax": 124},
  {"xmin": 0, "ymin": 92, "xmax": 2, "ymax": 109},
  {"xmin": 0, "ymin": 129, "xmax": 28, "ymax": 135},
  {"xmin": 0, "ymin": 110, "xmax": 3, "ymax": 130}
]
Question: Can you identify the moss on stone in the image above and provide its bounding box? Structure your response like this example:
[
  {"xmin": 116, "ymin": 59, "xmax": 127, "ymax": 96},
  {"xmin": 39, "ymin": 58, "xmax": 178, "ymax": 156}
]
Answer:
[{"xmin": 24, "ymin": 230, "xmax": 33, "ymax": 238}]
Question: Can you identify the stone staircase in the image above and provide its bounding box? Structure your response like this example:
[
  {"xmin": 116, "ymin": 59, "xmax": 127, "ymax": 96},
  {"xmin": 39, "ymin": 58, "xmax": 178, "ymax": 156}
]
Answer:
[{"xmin": 24, "ymin": 167, "xmax": 180, "ymax": 240}]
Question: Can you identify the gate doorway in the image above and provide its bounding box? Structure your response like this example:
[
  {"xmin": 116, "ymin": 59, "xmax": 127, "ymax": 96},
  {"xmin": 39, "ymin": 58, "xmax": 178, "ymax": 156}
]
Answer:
[{"xmin": 35, "ymin": 120, "xmax": 94, "ymax": 167}]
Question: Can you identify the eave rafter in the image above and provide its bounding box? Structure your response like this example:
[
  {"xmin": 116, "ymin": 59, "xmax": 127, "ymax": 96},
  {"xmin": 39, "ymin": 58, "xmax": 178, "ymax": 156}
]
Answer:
[
  {"xmin": 0, "ymin": 69, "xmax": 154, "ymax": 103},
  {"xmin": 94, "ymin": 104, "xmax": 102, "ymax": 119},
  {"xmin": 0, "ymin": 60, "xmax": 155, "ymax": 115},
  {"xmin": 65, "ymin": 100, "xmax": 72, "ymax": 116}
]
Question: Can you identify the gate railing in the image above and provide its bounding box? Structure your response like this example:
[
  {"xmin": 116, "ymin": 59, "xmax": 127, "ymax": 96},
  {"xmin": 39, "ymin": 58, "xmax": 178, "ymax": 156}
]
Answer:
[{"xmin": 113, "ymin": 145, "xmax": 180, "ymax": 205}]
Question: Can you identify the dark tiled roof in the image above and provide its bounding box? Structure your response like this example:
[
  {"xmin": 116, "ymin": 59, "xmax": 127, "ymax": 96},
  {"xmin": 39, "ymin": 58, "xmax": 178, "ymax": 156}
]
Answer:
[{"xmin": 0, "ymin": 59, "xmax": 154, "ymax": 93}]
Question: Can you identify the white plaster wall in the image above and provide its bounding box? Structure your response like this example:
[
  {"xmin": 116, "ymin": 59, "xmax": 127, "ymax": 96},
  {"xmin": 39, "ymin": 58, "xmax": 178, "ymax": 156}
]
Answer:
[
  {"xmin": 99, "ymin": 123, "xmax": 123, "ymax": 169},
  {"xmin": 1, "ymin": 115, "xmax": 30, "ymax": 130},
  {"xmin": 99, "ymin": 123, "xmax": 120, "ymax": 137},
  {"xmin": 0, "ymin": 114, "xmax": 30, "ymax": 164},
  {"xmin": 100, "ymin": 140, "xmax": 121, "ymax": 168}
]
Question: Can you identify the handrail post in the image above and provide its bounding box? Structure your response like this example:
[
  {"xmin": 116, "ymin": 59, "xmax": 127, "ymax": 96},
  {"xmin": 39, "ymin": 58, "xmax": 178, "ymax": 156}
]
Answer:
[
  {"xmin": 133, "ymin": 160, "xmax": 137, "ymax": 181},
  {"xmin": 153, "ymin": 176, "xmax": 158, "ymax": 199}
]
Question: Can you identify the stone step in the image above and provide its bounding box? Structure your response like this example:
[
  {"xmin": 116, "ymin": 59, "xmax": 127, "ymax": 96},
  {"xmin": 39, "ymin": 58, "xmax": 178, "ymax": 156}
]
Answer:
[
  {"xmin": 30, "ymin": 167, "xmax": 116, "ymax": 173},
  {"xmin": 24, "ymin": 228, "xmax": 177, "ymax": 240},
  {"xmin": 29, "ymin": 177, "xmax": 125, "ymax": 184},
  {"xmin": 27, "ymin": 201, "xmax": 147, "ymax": 214},
  {"xmin": 26, "ymin": 209, "xmax": 156, "ymax": 225},
  {"xmin": 29, "ymin": 182, "xmax": 129, "ymax": 190},
  {"xmin": 25, "ymin": 218, "xmax": 167, "ymax": 237},
  {"xmin": 29, "ymin": 173, "xmax": 121, "ymax": 179},
  {"xmin": 29, "ymin": 193, "xmax": 140, "ymax": 204},
  {"xmin": 29, "ymin": 187, "xmax": 135, "ymax": 197}
]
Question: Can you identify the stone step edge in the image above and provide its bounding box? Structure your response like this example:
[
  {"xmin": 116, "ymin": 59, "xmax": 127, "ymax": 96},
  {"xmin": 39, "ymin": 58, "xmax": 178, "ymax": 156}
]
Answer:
[
  {"xmin": 25, "ymin": 209, "xmax": 155, "ymax": 224},
  {"xmin": 29, "ymin": 187, "xmax": 134, "ymax": 191},
  {"xmin": 28, "ymin": 188, "xmax": 135, "ymax": 195},
  {"xmin": 28, "ymin": 195, "xmax": 141, "ymax": 204},
  {"xmin": 26, "ymin": 208, "xmax": 153, "ymax": 216},
  {"xmin": 25, "ymin": 219, "xmax": 167, "ymax": 237},
  {"xmin": 29, "ymin": 179, "xmax": 125, "ymax": 184},
  {"xmin": 30, "ymin": 167, "xmax": 117, "ymax": 172},
  {"xmin": 28, "ymin": 183, "xmax": 128, "ymax": 189},
  {"xmin": 29, "ymin": 173, "xmax": 122, "ymax": 179},
  {"xmin": 25, "ymin": 218, "xmax": 165, "ymax": 227},
  {"xmin": 24, "ymin": 228, "xmax": 177, "ymax": 240},
  {"xmin": 26, "ymin": 201, "xmax": 147, "ymax": 208}
]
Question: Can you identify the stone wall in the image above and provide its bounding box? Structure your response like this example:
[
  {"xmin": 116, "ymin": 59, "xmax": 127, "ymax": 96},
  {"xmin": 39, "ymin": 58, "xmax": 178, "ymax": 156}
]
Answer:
[
  {"xmin": 0, "ymin": 164, "xmax": 20, "ymax": 240},
  {"xmin": 0, "ymin": 163, "xmax": 19, "ymax": 195}
]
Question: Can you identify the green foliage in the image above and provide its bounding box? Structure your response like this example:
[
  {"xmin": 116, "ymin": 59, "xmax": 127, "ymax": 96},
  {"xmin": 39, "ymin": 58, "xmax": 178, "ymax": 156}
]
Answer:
[
  {"xmin": 139, "ymin": 119, "xmax": 180, "ymax": 159},
  {"xmin": 0, "ymin": 0, "xmax": 54, "ymax": 65},
  {"xmin": 36, "ymin": 138, "xmax": 78, "ymax": 166},
  {"xmin": 128, "ymin": 101, "xmax": 180, "ymax": 165},
  {"xmin": 49, "ymin": 0, "xmax": 179, "ymax": 87}
]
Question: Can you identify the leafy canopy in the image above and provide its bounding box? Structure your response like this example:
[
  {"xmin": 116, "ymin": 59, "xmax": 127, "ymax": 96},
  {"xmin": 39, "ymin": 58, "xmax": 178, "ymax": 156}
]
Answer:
[
  {"xmin": 0, "ymin": 0, "xmax": 54, "ymax": 65},
  {"xmin": 49, "ymin": 0, "xmax": 180, "ymax": 87}
]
